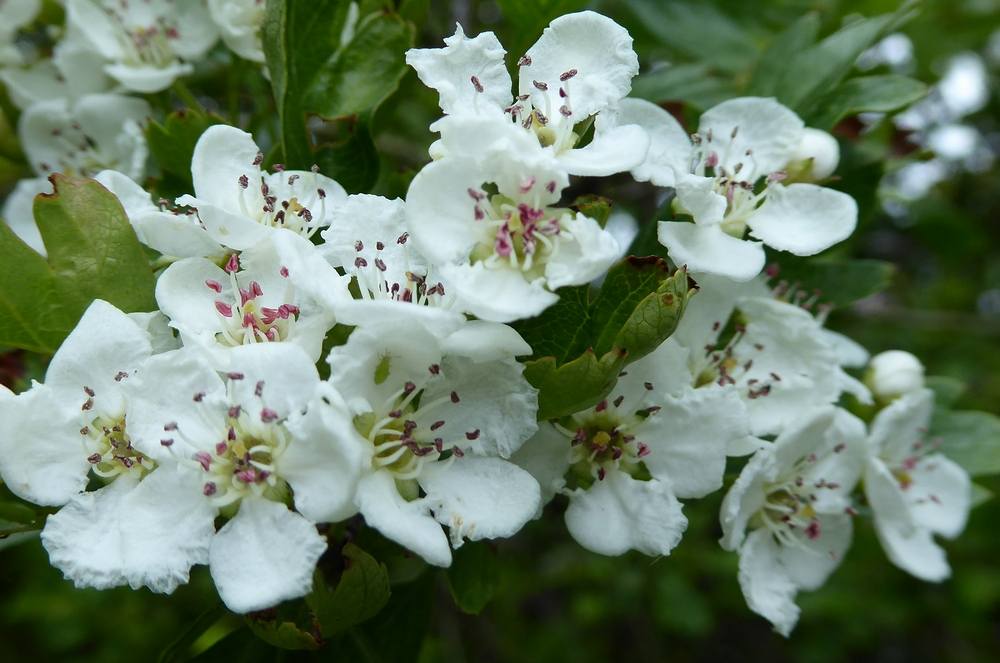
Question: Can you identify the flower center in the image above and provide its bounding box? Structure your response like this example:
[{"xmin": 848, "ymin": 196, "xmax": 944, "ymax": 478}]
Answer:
[
  {"xmin": 348, "ymin": 234, "xmax": 451, "ymax": 307},
  {"xmin": 692, "ymin": 311, "xmax": 782, "ymax": 401},
  {"xmin": 235, "ymin": 164, "xmax": 329, "ymax": 239},
  {"xmin": 208, "ymin": 255, "xmax": 301, "ymax": 346},
  {"xmin": 36, "ymin": 122, "xmax": 126, "ymax": 177},
  {"xmin": 81, "ymin": 411, "xmax": 155, "ymax": 481},
  {"xmin": 467, "ymin": 184, "xmax": 570, "ymax": 275},
  {"xmin": 102, "ymin": 2, "xmax": 183, "ymax": 68},
  {"xmin": 505, "ymin": 61, "xmax": 583, "ymax": 154}
]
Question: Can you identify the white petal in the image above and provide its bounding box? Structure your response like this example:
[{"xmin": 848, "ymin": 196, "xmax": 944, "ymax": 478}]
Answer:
[
  {"xmin": 868, "ymin": 388, "xmax": 934, "ymax": 464},
  {"xmin": 0, "ymin": 386, "xmax": 90, "ymax": 505},
  {"xmin": 699, "ymin": 97, "xmax": 804, "ymax": 176},
  {"xmin": 355, "ymin": 471, "xmax": 452, "ymax": 567},
  {"xmin": 510, "ymin": 424, "xmax": 571, "ymax": 507},
  {"xmin": 189, "ymin": 124, "xmax": 265, "ymax": 213},
  {"xmin": 281, "ymin": 389, "xmax": 369, "ymax": 523},
  {"xmin": 405, "ymin": 24, "xmax": 511, "ymax": 116},
  {"xmin": 639, "ymin": 385, "xmax": 749, "ymax": 498},
  {"xmin": 674, "ymin": 174, "xmax": 727, "ymax": 225},
  {"xmin": 171, "ymin": 0, "xmax": 220, "ymax": 60},
  {"xmin": 182, "ymin": 199, "xmax": 272, "ymax": 251},
  {"xmin": 1, "ymin": 177, "xmax": 49, "ymax": 254},
  {"xmin": 405, "ymin": 156, "xmax": 489, "ymax": 264},
  {"xmin": 612, "ymin": 337, "xmax": 694, "ymax": 401},
  {"xmin": 908, "ymin": 454, "xmax": 970, "ymax": 539},
  {"xmin": 128, "ymin": 311, "xmax": 180, "ymax": 353},
  {"xmin": 419, "ymin": 457, "xmax": 541, "ymax": 547},
  {"xmin": 519, "ymin": 11, "xmax": 638, "ymax": 122},
  {"xmin": 415, "ymin": 356, "xmax": 538, "ymax": 458},
  {"xmin": 719, "ymin": 449, "xmax": 775, "ymax": 551},
  {"xmin": 557, "ymin": 123, "xmax": 649, "ymax": 176},
  {"xmin": 155, "ymin": 257, "xmax": 230, "ymax": 334},
  {"xmin": 225, "ymin": 343, "xmax": 319, "ymax": 415},
  {"xmin": 657, "ymin": 222, "xmax": 765, "ymax": 282},
  {"xmin": 564, "ymin": 471, "xmax": 686, "ymax": 557},
  {"xmin": 777, "ymin": 513, "xmax": 853, "ymax": 591},
  {"xmin": 41, "ymin": 467, "xmax": 216, "ymax": 593},
  {"xmin": 210, "ymin": 497, "xmax": 327, "ymax": 613},
  {"xmin": 747, "ymin": 183, "xmax": 857, "ymax": 255},
  {"xmin": 429, "ymin": 113, "xmax": 542, "ymax": 161},
  {"xmin": 605, "ymin": 97, "xmax": 692, "ymax": 186},
  {"xmin": 440, "ymin": 262, "xmax": 558, "ymax": 323},
  {"xmin": 46, "ymin": 299, "xmax": 152, "ymax": 415},
  {"xmin": 819, "ymin": 329, "xmax": 869, "ymax": 368},
  {"xmin": 544, "ymin": 212, "xmax": 621, "ymax": 289},
  {"xmin": 737, "ymin": 528, "xmax": 800, "ymax": 637},
  {"xmin": 66, "ymin": 0, "xmax": 125, "ymax": 59},
  {"xmin": 105, "ymin": 62, "xmax": 193, "ymax": 93},
  {"xmin": 441, "ymin": 320, "xmax": 532, "ymax": 360}
]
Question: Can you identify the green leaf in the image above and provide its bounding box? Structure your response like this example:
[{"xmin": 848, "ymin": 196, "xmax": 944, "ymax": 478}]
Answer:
[
  {"xmin": 245, "ymin": 611, "xmax": 320, "ymax": 651},
  {"xmin": 748, "ymin": 13, "xmax": 820, "ymax": 96},
  {"xmin": 926, "ymin": 375, "xmax": 966, "ymax": 408},
  {"xmin": 808, "ymin": 74, "xmax": 928, "ymax": 129},
  {"xmin": 572, "ymin": 194, "xmax": 612, "ymax": 228},
  {"xmin": 773, "ymin": 6, "xmax": 914, "ymax": 112},
  {"xmin": 158, "ymin": 603, "xmax": 227, "ymax": 663},
  {"xmin": 512, "ymin": 285, "xmax": 590, "ymax": 362},
  {"xmin": 303, "ymin": 12, "xmax": 413, "ymax": 119},
  {"xmin": 625, "ymin": 0, "xmax": 757, "ymax": 73},
  {"xmin": 146, "ymin": 107, "xmax": 225, "ymax": 186},
  {"xmin": 931, "ymin": 409, "xmax": 1000, "ymax": 477},
  {"xmin": 523, "ymin": 349, "xmax": 627, "ymax": 421},
  {"xmin": 307, "ymin": 543, "xmax": 391, "ymax": 637},
  {"xmin": 0, "ymin": 502, "xmax": 37, "ymax": 525},
  {"xmin": 630, "ymin": 63, "xmax": 737, "ymax": 110},
  {"xmin": 772, "ymin": 257, "xmax": 895, "ymax": 308},
  {"xmin": 971, "ymin": 483, "xmax": 992, "ymax": 508},
  {"xmin": 314, "ymin": 114, "xmax": 381, "ymax": 193},
  {"xmin": 0, "ymin": 175, "xmax": 157, "ymax": 353},
  {"xmin": 496, "ymin": 0, "xmax": 589, "ymax": 61},
  {"xmin": 446, "ymin": 542, "xmax": 499, "ymax": 615}
]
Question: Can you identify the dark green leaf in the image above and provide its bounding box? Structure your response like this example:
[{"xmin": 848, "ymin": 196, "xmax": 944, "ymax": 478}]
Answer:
[
  {"xmin": 307, "ymin": 543, "xmax": 391, "ymax": 637},
  {"xmin": 0, "ymin": 502, "xmax": 37, "ymax": 525},
  {"xmin": 446, "ymin": 542, "xmax": 499, "ymax": 615},
  {"xmin": 631, "ymin": 63, "xmax": 738, "ymax": 110},
  {"xmin": 314, "ymin": 114, "xmax": 381, "ymax": 193},
  {"xmin": 971, "ymin": 483, "xmax": 992, "ymax": 508},
  {"xmin": 808, "ymin": 74, "xmax": 928, "ymax": 129},
  {"xmin": 572, "ymin": 194, "xmax": 613, "ymax": 228},
  {"xmin": 245, "ymin": 611, "xmax": 320, "ymax": 651},
  {"xmin": 748, "ymin": 13, "xmax": 821, "ymax": 96},
  {"xmin": 512, "ymin": 286, "xmax": 590, "ymax": 362},
  {"xmin": 146, "ymin": 107, "xmax": 225, "ymax": 186},
  {"xmin": 158, "ymin": 603, "xmax": 227, "ymax": 663},
  {"xmin": 772, "ymin": 257, "xmax": 895, "ymax": 308},
  {"xmin": 931, "ymin": 409, "xmax": 1000, "ymax": 477}
]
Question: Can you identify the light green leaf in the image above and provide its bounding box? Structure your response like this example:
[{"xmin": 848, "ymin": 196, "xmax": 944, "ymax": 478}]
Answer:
[
  {"xmin": 971, "ymin": 483, "xmax": 992, "ymax": 508},
  {"xmin": 0, "ymin": 175, "xmax": 156, "ymax": 354},
  {"xmin": 808, "ymin": 74, "xmax": 928, "ymax": 129},
  {"xmin": 307, "ymin": 543, "xmax": 391, "ymax": 637},
  {"xmin": 146, "ymin": 107, "xmax": 225, "ymax": 188},
  {"xmin": 772, "ymin": 257, "xmax": 895, "ymax": 308},
  {"xmin": 523, "ymin": 349, "xmax": 627, "ymax": 421},
  {"xmin": 926, "ymin": 375, "xmax": 966, "ymax": 408},
  {"xmin": 748, "ymin": 13, "xmax": 821, "ymax": 96},
  {"xmin": 931, "ymin": 409, "xmax": 1000, "ymax": 477},
  {"xmin": 446, "ymin": 541, "xmax": 499, "ymax": 615}
]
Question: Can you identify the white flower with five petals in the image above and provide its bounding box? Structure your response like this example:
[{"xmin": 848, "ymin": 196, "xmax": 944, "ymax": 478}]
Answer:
[{"xmin": 863, "ymin": 388, "xmax": 971, "ymax": 582}]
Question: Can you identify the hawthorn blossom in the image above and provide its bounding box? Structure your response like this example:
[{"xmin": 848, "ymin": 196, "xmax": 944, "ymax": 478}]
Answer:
[
  {"xmin": 406, "ymin": 11, "xmax": 650, "ymax": 177},
  {"xmin": 0, "ymin": 300, "xmax": 216, "ymax": 594},
  {"xmin": 66, "ymin": 0, "xmax": 218, "ymax": 93},
  {"xmin": 1, "ymin": 93, "xmax": 150, "ymax": 253},
  {"xmin": 668, "ymin": 275, "xmax": 870, "ymax": 436},
  {"xmin": 512, "ymin": 339, "xmax": 755, "ymax": 557},
  {"xmin": 0, "ymin": 0, "xmax": 40, "ymax": 66},
  {"xmin": 208, "ymin": 0, "xmax": 265, "ymax": 63},
  {"xmin": 0, "ymin": 28, "xmax": 111, "ymax": 109},
  {"xmin": 124, "ymin": 343, "xmax": 358, "ymax": 612},
  {"xmin": 313, "ymin": 321, "xmax": 541, "ymax": 566},
  {"xmin": 720, "ymin": 407, "xmax": 866, "ymax": 636},
  {"xmin": 864, "ymin": 388, "xmax": 970, "ymax": 581},
  {"xmin": 95, "ymin": 169, "xmax": 225, "ymax": 260},
  {"xmin": 176, "ymin": 124, "xmax": 348, "ymax": 251},
  {"xmin": 319, "ymin": 193, "xmax": 464, "ymax": 333},
  {"xmin": 603, "ymin": 97, "xmax": 856, "ymax": 281},
  {"xmin": 155, "ymin": 233, "xmax": 347, "ymax": 368},
  {"xmin": 405, "ymin": 140, "xmax": 620, "ymax": 322}
]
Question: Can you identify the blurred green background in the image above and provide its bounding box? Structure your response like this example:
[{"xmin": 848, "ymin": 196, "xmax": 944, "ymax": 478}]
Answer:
[{"xmin": 2, "ymin": 0, "xmax": 999, "ymax": 660}]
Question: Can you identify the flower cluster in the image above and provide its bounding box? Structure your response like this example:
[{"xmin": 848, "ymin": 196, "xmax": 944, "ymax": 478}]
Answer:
[{"xmin": 0, "ymin": 7, "xmax": 976, "ymax": 636}]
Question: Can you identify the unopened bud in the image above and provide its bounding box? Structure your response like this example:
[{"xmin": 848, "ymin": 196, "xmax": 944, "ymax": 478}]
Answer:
[
  {"xmin": 788, "ymin": 128, "xmax": 840, "ymax": 180},
  {"xmin": 865, "ymin": 350, "xmax": 925, "ymax": 401}
]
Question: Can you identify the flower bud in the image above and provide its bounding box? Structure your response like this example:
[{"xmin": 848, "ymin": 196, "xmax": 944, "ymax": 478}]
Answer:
[
  {"xmin": 788, "ymin": 128, "xmax": 841, "ymax": 180},
  {"xmin": 865, "ymin": 350, "xmax": 925, "ymax": 401}
]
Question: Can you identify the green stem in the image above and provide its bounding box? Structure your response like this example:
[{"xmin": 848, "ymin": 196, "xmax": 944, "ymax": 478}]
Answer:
[
  {"xmin": 0, "ymin": 523, "xmax": 42, "ymax": 539},
  {"xmin": 172, "ymin": 79, "xmax": 204, "ymax": 111}
]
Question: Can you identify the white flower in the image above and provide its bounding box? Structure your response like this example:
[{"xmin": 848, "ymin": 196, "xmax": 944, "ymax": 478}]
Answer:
[
  {"xmin": 94, "ymin": 169, "xmax": 226, "ymax": 260},
  {"xmin": 124, "ymin": 343, "xmax": 353, "ymax": 612},
  {"xmin": 155, "ymin": 233, "xmax": 347, "ymax": 368},
  {"xmin": 513, "ymin": 339, "xmax": 755, "ymax": 557},
  {"xmin": 670, "ymin": 275, "xmax": 871, "ymax": 436},
  {"xmin": 865, "ymin": 350, "xmax": 925, "ymax": 402},
  {"xmin": 405, "ymin": 140, "xmax": 620, "ymax": 323},
  {"xmin": 313, "ymin": 320, "xmax": 540, "ymax": 566},
  {"xmin": 66, "ymin": 0, "xmax": 218, "ymax": 93},
  {"xmin": 0, "ymin": 300, "xmax": 216, "ymax": 594},
  {"xmin": 319, "ymin": 193, "xmax": 465, "ymax": 333},
  {"xmin": 864, "ymin": 388, "xmax": 970, "ymax": 582},
  {"xmin": 720, "ymin": 407, "xmax": 866, "ymax": 636},
  {"xmin": 176, "ymin": 124, "xmax": 348, "ymax": 251},
  {"xmin": 1, "ymin": 177, "xmax": 50, "ymax": 254},
  {"xmin": 621, "ymin": 97, "xmax": 857, "ymax": 281},
  {"xmin": 0, "ymin": 29, "xmax": 111, "ymax": 109},
  {"xmin": 208, "ymin": 0, "xmax": 266, "ymax": 63},
  {"xmin": 406, "ymin": 11, "xmax": 649, "ymax": 177},
  {"xmin": 0, "ymin": 0, "xmax": 40, "ymax": 65},
  {"xmin": 788, "ymin": 128, "xmax": 841, "ymax": 181}
]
